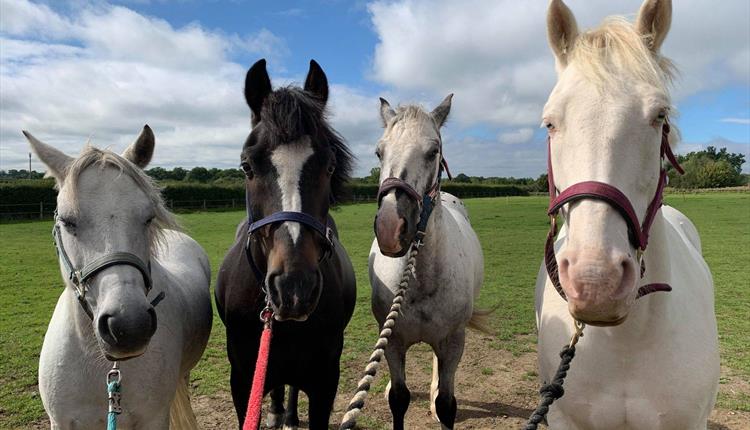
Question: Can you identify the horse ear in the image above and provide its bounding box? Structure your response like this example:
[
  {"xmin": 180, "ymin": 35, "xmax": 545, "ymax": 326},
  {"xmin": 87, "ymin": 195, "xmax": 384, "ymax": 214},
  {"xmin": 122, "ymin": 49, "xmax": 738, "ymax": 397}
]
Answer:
[
  {"xmin": 23, "ymin": 130, "xmax": 73, "ymax": 183},
  {"xmin": 122, "ymin": 125, "xmax": 155, "ymax": 169},
  {"xmin": 304, "ymin": 59, "xmax": 329, "ymax": 104},
  {"xmin": 431, "ymin": 94, "xmax": 453, "ymax": 128},
  {"xmin": 547, "ymin": 0, "xmax": 579, "ymax": 71},
  {"xmin": 379, "ymin": 97, "xmax": 396, "ymax": 127},
  {"xmin": 635, "ymin": 0, "xmax": 672, "ymax": 53},
  {"xmin": 244, "ymin": 59, "xmax": 272, "ymax": 122}
]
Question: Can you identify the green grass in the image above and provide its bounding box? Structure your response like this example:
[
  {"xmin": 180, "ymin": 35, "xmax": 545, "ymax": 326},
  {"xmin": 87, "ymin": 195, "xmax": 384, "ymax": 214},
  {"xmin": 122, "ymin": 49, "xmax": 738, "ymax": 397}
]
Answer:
[{"xmin": 1, "ymin": 194, "xmax": 748, "ymax": 427}]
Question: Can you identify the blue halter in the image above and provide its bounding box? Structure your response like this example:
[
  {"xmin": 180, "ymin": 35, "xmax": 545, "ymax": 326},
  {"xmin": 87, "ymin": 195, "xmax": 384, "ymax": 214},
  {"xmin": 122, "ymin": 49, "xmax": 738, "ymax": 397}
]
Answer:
[{"xmin": 244, "ymin": 190, "xmax": 334, "ymax": 285}]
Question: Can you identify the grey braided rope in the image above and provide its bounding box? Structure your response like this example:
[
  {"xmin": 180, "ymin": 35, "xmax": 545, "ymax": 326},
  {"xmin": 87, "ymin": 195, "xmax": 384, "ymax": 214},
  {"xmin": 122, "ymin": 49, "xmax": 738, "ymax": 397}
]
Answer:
[
  {"xmin": 338, "ymin": 244, "xmax": 421, "ymax": 430},
  {"xmin": 522, "ymin": 344, "xmax": 576, "ymax": 430}
]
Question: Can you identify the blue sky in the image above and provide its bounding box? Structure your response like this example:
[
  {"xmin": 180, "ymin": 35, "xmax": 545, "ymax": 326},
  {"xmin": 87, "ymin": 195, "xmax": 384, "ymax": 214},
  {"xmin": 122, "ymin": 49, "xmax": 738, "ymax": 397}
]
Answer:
[{"xmin": 1, "ymin": 0, "xmax": 748, "ymax": 177}]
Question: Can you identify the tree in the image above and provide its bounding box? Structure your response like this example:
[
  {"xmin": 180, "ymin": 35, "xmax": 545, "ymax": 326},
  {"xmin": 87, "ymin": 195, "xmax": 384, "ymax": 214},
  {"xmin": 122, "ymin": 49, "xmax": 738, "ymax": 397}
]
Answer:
[
  {"xmin": 366, "ymin": 167, "xmax": 381, "ymax": 183},
  {"xmin": 186, "ymin": 167, "xmax": 210, "ymax": 183},
  {"xmin": 669, "ymin": 146, "xmax": 745, "ymax": 189},
  {"xmin": 453, "ymin": 173, "xmax": 471, "ymax": 183},
  {"xmin": 169, "ymin": 167, "xmax": 187, "ymax": 181},
  {"xmin": 146, "ymin": 167, "xmax": 168, "ymax": 181}
]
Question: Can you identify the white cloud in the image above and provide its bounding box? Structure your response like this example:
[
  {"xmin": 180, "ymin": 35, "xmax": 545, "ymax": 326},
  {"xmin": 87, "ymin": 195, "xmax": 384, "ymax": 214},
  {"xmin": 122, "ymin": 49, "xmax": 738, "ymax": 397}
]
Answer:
[
  {"xmin": 366, "ymin": 0, "xmax": 750, "ymax": 176},
  {"xmin": 0, "ymin": 0, "xmax": 286, "ymax": 172},
  {"xmin": 367, "ymin": 0, "xmax": 750, "ymax": 124},
  {"xmin": 721, "ymin": 118, "xmax": 750, "ymax": 125},
  {"xmin": 498, "ymin": 127, "xmax": 534, "ymax": 145}
]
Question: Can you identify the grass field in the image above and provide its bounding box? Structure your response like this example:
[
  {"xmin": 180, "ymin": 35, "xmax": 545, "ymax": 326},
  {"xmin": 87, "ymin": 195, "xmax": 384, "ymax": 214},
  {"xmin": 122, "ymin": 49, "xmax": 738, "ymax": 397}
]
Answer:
[{"xmin": 1, "ymin": 193, "xmax": 748, "ymax": 427}]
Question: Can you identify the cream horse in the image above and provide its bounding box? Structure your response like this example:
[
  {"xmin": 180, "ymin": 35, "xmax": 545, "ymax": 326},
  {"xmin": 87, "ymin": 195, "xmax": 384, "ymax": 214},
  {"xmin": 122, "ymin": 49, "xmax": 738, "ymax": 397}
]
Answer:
[
  {"xmin": 536, "ymin": 1, "xmax": 719, "ymax": 429},
  {"xmin": 370, "ymin": 97, "xmax": 485, "ymax": 430},
  {"xmin": 26, "ymin": 126, "xmax": 212, "ymax": 429}
]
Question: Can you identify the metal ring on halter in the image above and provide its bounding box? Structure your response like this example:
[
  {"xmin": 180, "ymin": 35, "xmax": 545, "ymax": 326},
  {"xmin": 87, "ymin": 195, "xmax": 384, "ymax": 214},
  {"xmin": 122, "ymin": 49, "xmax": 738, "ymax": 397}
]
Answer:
[{"xmin": 107, "ymin": 362, "xmax": 121, "ymax": 385}]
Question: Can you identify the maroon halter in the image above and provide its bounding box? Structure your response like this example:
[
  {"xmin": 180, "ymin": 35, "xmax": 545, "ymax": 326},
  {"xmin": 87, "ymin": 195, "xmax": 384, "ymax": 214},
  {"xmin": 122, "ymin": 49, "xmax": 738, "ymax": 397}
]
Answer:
[{"xmin": 545, "ymin": 121, "xmax": 684, "ymax": 300}]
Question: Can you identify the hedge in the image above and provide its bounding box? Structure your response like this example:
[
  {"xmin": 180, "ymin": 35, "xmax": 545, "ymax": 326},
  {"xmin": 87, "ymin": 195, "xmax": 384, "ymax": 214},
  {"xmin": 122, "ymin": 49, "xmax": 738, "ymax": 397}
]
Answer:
[{"xmin": 0, "ymin": 181, "xmax": 528, "ymax": 218}]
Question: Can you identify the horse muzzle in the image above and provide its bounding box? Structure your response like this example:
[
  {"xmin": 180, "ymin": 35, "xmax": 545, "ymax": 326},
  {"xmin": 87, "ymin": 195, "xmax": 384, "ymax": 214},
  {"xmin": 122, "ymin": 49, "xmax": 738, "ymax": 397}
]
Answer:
[
  {"xmin": 557, "ymin": 250, "xmax": 638, "ymax": 326},
  {"xmin": 267, "ymin": 269, "xmax": 323, "ymax": 322},
  {"xmin": 96, "ymin": 304, "xmax": 157, "ymax": 360}
]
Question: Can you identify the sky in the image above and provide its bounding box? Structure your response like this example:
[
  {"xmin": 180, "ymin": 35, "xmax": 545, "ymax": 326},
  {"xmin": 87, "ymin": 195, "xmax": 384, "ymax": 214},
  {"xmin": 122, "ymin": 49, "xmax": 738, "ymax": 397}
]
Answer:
[{"xmin": 1, "ymin": 0, "xmax": 748, "ymax": 177}]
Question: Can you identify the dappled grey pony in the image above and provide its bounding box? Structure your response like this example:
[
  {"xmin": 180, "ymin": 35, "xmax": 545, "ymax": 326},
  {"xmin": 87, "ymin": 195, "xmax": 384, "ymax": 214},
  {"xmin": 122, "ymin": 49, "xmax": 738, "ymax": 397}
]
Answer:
[
  {"xmin": 370, "ymin": 96, "xmax": 486, "ymax": 430},
  {"xmin": 26, "ymin": 126, "xmax": 212, "ymax": 429}
]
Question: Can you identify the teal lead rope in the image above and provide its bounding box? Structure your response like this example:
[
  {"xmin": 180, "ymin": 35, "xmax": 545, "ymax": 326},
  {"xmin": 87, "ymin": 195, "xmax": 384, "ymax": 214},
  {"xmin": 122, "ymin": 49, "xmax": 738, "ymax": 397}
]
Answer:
[{"xmin": 107, "ymin": 363, "xmax": 122, "ymax": 430}]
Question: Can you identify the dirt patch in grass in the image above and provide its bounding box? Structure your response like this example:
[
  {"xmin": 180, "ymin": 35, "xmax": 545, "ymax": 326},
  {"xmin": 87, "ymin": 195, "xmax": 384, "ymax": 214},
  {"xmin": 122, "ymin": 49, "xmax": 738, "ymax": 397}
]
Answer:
[{"xmin": 192, "ymin": 330, "xmax": 750, "ymax": 429}]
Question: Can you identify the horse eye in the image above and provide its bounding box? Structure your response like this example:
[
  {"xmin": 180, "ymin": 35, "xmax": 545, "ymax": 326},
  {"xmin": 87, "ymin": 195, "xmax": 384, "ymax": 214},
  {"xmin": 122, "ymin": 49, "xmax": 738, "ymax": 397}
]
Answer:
[
  {"xmin": 427, "ymin": 149, "xmax": 439, "ymax": 159},
  {"xmin": 145, "ymin": 216, "xmax": 154, "ymax": 226},
  {"xmin": 327, "ymin": 164, "xmax": 336, "ymax": 175},
  {"xmin": 375, "ymin": 149, "xmax": 382, "ymax": 160},
  {"xmin": 60, "ymin": 218, "xmax": 77, "ymax": 228},
  {"xmin": 657, "ymin": 110, "xmax": 667, "ymax": 121},
  {"xmin": 240, "ymin": 161, "xmax": 253, "ymax": 178},
  {"xmin": 546, "ymin": 122, "xmax": 555, "ymax": 130}
]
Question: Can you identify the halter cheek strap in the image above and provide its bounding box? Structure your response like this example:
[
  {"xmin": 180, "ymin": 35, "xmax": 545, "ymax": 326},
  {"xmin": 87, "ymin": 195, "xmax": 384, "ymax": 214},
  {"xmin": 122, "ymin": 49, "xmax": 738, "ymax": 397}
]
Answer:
[
  {"xmin": 52, "ymin": 218, "xmax": 163, "ymax": 320},
  {"xmin": 545, "ymin": 121, "xmax": 684, "ymax": 300}
]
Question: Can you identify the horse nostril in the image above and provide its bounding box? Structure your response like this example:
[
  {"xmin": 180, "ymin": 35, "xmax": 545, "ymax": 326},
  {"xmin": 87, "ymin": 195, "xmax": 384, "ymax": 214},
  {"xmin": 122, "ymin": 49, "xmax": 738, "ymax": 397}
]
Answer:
[{"xmin": 98, "ymin": 313, "xmax": 116, "ymax": 344}]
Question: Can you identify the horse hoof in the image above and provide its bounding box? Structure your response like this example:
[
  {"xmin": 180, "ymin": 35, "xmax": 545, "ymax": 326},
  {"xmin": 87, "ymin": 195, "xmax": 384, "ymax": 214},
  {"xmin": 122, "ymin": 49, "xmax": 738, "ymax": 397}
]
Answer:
[
  {"xmin": 266, "ymin": 412, "xmax": 283, "ymax": 428},
  {"xmin": 282, "ymin": 426, "xmax": 298, "ymax": 430},
  {"xmin": 431, "ymin": 406, "xmax": 441, "ymax": 423}
]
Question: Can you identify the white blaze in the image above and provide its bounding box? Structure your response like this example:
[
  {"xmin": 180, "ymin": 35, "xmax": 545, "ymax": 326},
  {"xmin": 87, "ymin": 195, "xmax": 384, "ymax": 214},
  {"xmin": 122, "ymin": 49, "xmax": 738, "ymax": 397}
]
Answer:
[{"xmin": 270, "ymin": 140, "xmax": 314, "ymax": 244}]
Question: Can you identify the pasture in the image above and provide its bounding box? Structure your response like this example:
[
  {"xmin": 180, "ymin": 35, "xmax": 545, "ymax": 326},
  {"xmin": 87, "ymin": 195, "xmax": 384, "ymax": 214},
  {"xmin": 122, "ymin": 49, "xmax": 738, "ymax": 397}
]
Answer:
[{"xmin": 1, "ymin": 193, "xmax": 748, "ymax": 428}]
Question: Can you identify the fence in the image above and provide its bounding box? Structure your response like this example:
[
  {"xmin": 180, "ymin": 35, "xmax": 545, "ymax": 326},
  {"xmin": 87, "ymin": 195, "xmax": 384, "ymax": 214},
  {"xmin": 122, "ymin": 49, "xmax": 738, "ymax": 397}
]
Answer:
[{"xmin": 0, "ymin": 189, "xmax": 530, "ymax": 221}]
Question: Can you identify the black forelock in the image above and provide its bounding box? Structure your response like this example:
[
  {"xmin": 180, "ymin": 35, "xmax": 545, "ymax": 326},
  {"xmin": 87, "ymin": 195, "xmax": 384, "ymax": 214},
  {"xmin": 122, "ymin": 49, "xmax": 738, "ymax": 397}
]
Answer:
[{"xmin": 255, "ymin": 86, "xmax": 354, "ymax": 205}]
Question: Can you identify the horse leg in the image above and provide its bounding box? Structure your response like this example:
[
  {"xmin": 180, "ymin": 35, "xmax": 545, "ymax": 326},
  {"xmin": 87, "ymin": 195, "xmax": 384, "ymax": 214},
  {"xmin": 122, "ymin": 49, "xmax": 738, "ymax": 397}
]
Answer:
[
  {"xmin": 307, "ymin": 363, "xmax": 339, "ymax": 430},
  {"xmin": 432, "ymin": 329, "xmax": 465, "ymax": 430},
  {"xmin": 266, "ymin": 386, "xmax": 285, "ymax": 429},
  {"xmin": 384, "ymin": 342, "xmax": 410, "ymax": 430},
  {"xmin": 282, "ymin": 386, "xmax": 300, "ymax": 430},
  {"xmin": 227, "ymin": 330, "xmax": 257, "ymax": 429}
]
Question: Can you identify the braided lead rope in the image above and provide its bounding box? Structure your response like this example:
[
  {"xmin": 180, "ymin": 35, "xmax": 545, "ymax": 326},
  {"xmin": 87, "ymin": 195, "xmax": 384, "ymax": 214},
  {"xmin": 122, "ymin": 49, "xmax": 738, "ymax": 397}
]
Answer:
[
  {"xmin": 339, "ymin": 243, "xmax": 421, "ymax": 430},
  {"xmin": 523, "ymin": 321, "xmax": 584, "ymax": 430}
]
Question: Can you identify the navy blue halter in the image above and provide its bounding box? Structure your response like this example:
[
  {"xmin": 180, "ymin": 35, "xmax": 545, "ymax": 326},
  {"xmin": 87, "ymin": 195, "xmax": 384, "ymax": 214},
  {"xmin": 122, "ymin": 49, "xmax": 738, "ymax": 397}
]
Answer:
[{"xmin": 244, "ymin": 190, "xmax": 334, "ymax": 285}]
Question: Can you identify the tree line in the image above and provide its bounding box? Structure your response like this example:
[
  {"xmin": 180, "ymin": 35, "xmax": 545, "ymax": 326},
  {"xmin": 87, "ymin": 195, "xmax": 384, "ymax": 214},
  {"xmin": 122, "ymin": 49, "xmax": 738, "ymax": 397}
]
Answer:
[{"xmin": 2, "ymin": 146, "xmax": 746, "ymax": 189}]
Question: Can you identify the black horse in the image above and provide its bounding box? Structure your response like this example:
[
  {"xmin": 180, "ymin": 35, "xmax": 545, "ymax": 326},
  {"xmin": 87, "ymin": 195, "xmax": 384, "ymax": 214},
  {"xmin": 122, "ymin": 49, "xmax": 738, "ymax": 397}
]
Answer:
[{"xmin": 215, "ymin": 59, "xmax": 356, "ymax": 429}]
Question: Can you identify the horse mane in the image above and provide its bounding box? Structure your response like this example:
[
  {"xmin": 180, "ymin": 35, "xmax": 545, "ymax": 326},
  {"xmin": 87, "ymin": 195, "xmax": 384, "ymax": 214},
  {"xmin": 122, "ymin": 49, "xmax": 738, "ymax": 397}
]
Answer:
[
  {"xmin": 570, "ymin": 17, "xmax": 676, "ymax": 94},
  {"xmin": 62, "ymin": 146, "xmax": 180, "ymax": 251},
  {"xmin": 570, "ymin": 17, "xmax": 681, "ymax": 147},
  {"xmin": 260, "ymin": 86, "xmax": 354, "ymax": 205}
]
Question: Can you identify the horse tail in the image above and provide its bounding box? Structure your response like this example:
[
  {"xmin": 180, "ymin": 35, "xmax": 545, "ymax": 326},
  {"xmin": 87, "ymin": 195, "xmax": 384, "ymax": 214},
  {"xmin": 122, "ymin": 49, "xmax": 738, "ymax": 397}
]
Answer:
[
  {"xmin": 467, "ymin": 306, "xmax": 495, "ymax": 334},
  {"xmin": 169, "ymin": 374, "xmax": 199, "ymax": 430}
]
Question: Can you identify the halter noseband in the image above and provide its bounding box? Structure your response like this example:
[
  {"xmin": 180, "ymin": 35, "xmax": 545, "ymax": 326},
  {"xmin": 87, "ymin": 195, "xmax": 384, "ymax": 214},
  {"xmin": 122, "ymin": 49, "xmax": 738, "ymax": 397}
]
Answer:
[
  {"xmin": 376, "ymin": 151, "xmax": 452, "ymax": 241},
  {"xmin": 545, "ymin": 120, "xmax": 684, "ymax": 300},
  {"xmin": 52, "ymin": 212, "xmax": 164, "ymax": 320},
  {"xmin": 244, "ymin": 191, "xmax": 334, "ymax": 286}
]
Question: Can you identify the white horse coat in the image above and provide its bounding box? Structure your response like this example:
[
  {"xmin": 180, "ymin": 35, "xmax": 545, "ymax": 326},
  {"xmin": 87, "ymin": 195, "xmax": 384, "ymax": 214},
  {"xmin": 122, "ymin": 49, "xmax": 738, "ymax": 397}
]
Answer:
[
  {"xmin": 27, "ymin": 127, "xmax": 212, "ymax": 429},
  {"xmin": 536, "ymin": 1, "xmax": 719, "ymax": 429}
]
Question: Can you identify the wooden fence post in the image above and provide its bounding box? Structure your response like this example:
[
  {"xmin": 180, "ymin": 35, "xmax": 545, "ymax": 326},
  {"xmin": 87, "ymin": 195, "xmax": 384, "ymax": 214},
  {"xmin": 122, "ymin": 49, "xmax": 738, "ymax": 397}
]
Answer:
[{"xmin": 40, "ymin": 202, "xmax": 44, "ymax": 220}]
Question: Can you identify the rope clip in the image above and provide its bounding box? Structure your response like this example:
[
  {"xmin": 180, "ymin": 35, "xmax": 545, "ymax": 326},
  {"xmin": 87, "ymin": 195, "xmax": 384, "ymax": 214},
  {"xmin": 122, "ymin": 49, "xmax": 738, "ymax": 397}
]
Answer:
[
  {"xmin": 259, "ymin": 300, "xmax": 274, "ymax": 327},
  {"xmin": 107, "ymin": 362, "xmax": 122, "ymax": 415},
  {"xmin": 568, "ymin": 320, "xmax": 585, "ymax": 349}
]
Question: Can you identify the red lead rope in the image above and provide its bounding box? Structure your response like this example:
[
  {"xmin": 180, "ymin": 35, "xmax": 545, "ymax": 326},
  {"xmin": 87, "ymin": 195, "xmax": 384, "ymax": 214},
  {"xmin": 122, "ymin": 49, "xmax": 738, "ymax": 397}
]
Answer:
[{"xmin": 243, "ymin": 307, "xmax": 273, "ymax": 430}]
